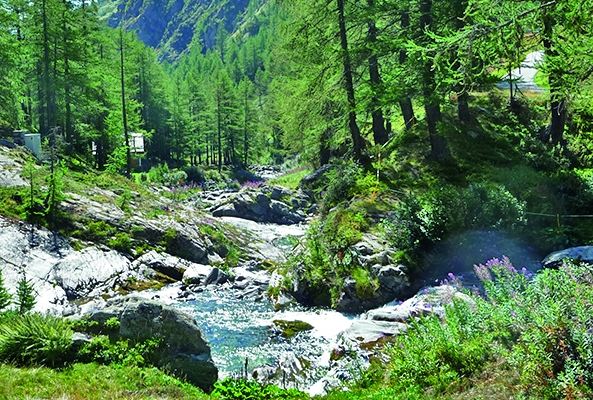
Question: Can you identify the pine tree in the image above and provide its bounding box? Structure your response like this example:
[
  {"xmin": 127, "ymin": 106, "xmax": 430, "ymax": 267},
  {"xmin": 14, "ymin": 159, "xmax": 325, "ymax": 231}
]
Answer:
[
  {"xmin": 16, "ymin": 271, "xmax": 36, "ymax": 315},
  {"xmin": 0, "ymin": 269, "xmax": 12, "ymax": 311}
]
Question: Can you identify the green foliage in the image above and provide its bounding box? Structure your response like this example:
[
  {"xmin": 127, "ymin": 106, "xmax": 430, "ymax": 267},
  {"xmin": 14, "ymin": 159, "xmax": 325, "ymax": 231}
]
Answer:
[
  {"xmin": 0, "ymin": 269, "xmax": 12, "ymax": 311},
  {"xmin": 351, "ymin": 267, "xmax": 378, "ymax": 299},
  {"xmin": 322, "ymin": 208, "xmax": 368, "ymax": 253},
  {"xmin": 147, "ymin": 164, "xmax": 171, "ymax": 184},
  {"xmin": 163, "ymin": 170, "xmax": 188, "ymax": 187},
  {"xmin": 0, "ymin": 314, "xmax": 73, "ymax": 367},
  {"xmin": 103, "ymin": 317, "xmax": 121, "ymax": 331},
  {"xmin": 105, "ymin": 146, "xmax": 128, "ymax": 175},
  {"xmin": 290, "ymin": 207, "xmax": 370, "ymax": 306},
  {"xmin": 321, "ymin": 162, "xmax": 362, "ymax": 214},
  {"xmin": 72, "ymin": 221, "xmax": 117, "ymax": 242},
  {"xmin": 16, "ymin": 272, "xmax": 36, "ymax": 315},
  {"xmin": 67, "ymin": 316, "xmax": 99, "ymax": 334},
  {"xmin": 381, "ymin": 183, "xmax": 526, "ymax": 262},
  {"xmin": 372, "ymin": 258, "xmax": 593, "ymax": 399},
  {"xmin": 77, "ymin": 335, "xmax": 163, "ymax": 368},
  {"xmin": 117, "ymin": 188, "xmax": 133, "ymax": 214},
  {"xmin": 212, "ymin": 377, "xmax": 307, "ymax": 400},
  {"xmin": 199, "ymin": 223, "xmax": 242, "ymax": 268},
  {"xmin": 161, "ymin": 227, "xmax": 178, "ymax": 249},
  {"xmin": 108, "ymin": 232, "xmax": 132, "ymax": 254},
  {"xmin": 183, "ymin": 165, "xmax": 205, "ymax": 184},
  {"xmin": 268, "ymin": 168, "xmax": 312, "ymax": 191}
]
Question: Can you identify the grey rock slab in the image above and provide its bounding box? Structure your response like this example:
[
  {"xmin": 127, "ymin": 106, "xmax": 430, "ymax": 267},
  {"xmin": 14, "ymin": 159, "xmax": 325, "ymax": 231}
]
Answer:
[
  {"xmin": 204, "ymin": 267, "xmax": 229, "ymax": 286},
  {"xmin": 340, "ymin": 320, "xmax": 407, "ymax": 347},
  {"xmin": 48, "ymin": 247, "xmax": 132, "ymax": 295},
  {"xmin": 134, "ymin": 250, "xmax": 188, "ymax": 281},
  {"xmin": 61, "ymin": 193, "xmax": 126, "ymax": 225},
  {"xmin": 183, "ymin": 263, "xmax": 213, "ymax": 284}
]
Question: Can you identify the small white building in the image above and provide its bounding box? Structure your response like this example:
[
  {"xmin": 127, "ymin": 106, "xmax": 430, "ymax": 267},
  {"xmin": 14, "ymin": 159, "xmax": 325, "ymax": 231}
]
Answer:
[{"xmin": 23, "ymin": 133, "xmax": 42, "ymax": 159}]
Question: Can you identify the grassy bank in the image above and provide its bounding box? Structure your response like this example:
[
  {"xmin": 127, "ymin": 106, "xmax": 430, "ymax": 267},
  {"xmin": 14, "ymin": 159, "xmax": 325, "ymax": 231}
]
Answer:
[{"xmin": 0, "ymin": 363, "xmax": 208, "ymax": 399}]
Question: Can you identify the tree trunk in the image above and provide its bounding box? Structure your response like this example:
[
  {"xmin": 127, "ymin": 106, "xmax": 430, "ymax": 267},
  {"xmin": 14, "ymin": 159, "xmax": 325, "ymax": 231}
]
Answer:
[
  {"xmin": 243, "ymin": 93, "xmax": 249, "ymax": 166},
  {"xmin": 119, "ymin": 28, "xmax": 132, "ymax": 176},
  {"xmin": 63, "ymin": 5, "xmax": 73, "ymax": 154},
  {"xmin": 420, "ymin": 0, "xmax": 449, "ymax": 160},
  {"xmin": 216, "ymin": 90, "xmax": 222, "ymax": 172},
  {"xmin": 337, "ymin": 0, "xmax": 365, "ymax": 160},
  {"xmin": 457, "ymin": 91, "xmax": 472, "ymax": 122},
  {"xmin": 398, "ymin": 9, "xmax": 416, "ymax": 130},
  {"xmin": 42, "ymin": 0, "xmax": 52, "ymax": 135},
  {"xmin": 367, "ymin": 0, "xmax": 387, "ymax": 146},
  {"xmin": 399, "ymin": 98, "xmax": 416, "ymax": 130},
  {"xmin": 543, "ymin": 13, "xmax": 566, "ymax": 146}
]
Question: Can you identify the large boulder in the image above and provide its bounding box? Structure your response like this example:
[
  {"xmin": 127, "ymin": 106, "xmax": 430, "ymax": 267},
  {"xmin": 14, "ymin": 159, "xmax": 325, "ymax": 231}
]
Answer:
[
  {"xmin": 88, "ymin": 296, "xmax": 218, "ymax": 392},
  {"xmin": 210, "ymin": 189, "xmax": 304, "ymax": 224},
  {"xmin": 334, "ymin": 264, "xmax": 410, "ymax": 313},
  {"xmin": 542, "ymin": 246, "xmax": 593, "ymax": 268}
]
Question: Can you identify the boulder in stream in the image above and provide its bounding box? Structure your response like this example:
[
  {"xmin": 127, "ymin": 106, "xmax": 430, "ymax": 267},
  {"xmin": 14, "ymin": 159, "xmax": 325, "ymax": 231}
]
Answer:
[{"xmin": 542, "ymin": 246, "xmax": 593, "ymax": 268}]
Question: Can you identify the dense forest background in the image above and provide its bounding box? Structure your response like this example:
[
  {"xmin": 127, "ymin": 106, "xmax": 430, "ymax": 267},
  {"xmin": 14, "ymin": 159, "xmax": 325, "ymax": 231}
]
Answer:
[{"xmin": 2, "ymin": 0, "xmax": 592, "ymax": 175}]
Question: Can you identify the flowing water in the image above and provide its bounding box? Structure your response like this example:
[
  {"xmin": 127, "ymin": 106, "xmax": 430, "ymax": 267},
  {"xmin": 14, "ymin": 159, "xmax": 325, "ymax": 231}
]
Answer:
[
  {"xmin": 175, "ymin": 289, "xmax": 353, "ymax": 377},
  {"xmin": 140, "ymin": 223, "xmax": 546, "ymax": 392}
]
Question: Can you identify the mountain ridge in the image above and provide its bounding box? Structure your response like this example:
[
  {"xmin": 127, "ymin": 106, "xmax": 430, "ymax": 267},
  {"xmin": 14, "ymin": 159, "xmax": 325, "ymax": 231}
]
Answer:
[{"xmin": 98, "ymin": 0, "xmax": 254, "ymax": 60}]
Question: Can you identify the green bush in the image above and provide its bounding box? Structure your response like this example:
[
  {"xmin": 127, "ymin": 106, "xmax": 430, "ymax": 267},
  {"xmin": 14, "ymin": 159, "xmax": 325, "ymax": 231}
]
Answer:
[
  {"xmin": 212, "ymin": 377, "xmax": 307, "ymax": 400},
  {"xmin": 0, "ymin": 314, "xmax": 74, "ymax": 367},
  {"xmin": 16, "ymin": 272, "xmax": 36, "ymax": 315},
  {"xmin": 147, "ymin": 163, "xmax": 170, "ymax": 184},
  {"xmin": 321, "ymin": 161, "xmax": 361, "ymax": 214},
  {"xmin": 322, "ymin": 208, "xmax": 368, "ymax": 253},
  {"xmin": 381, "ymin": 183, "xmax": 525, "ymax": 261},
  {"xmin": 292, "ymin": 209, "xmax": 370, "ymax": 306},
  {"xmin": 351, "ymin": 267, "xmax": 377, "ymax": 299},
  {"xmin": 73, "ymin": 220, "xmax": 116, "ymax": 242},
  {"xmin": 77, "ymin": 335, "xmax": 163, "ymax": 367},
  {"xmin": 108, "ymin": 232, "xmax": 132, "ymax": 254},
  {"xmin": 380, "ymin": 258, "xmax": 593, "ymax": 399},
  {"xmin": 163, "ymin": 170, "xmax": 188, "ymax": 187},
  {"xmin": 183, "ymin": 165, "xmax": 205, "ymax": 184}
]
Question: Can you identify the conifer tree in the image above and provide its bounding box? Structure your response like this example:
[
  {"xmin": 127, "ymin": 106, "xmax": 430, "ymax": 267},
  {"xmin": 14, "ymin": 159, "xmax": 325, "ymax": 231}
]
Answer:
[{"xmin": 0, "ymin": 269, "xmax": 12, "ymax": 312}]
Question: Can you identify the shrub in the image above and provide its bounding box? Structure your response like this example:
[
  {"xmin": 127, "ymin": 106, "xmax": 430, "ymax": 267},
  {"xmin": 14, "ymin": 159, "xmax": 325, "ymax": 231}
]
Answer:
[
  {"xmin": 212, "ymin": 377, "xmax": 307, "ymax": 400},
  {"xmin": 321, "ymin": 161, "xmax": 361, "ymax": 213},
  {"xmin": 147, "ymin": 163, "xmax": 170, "ymax": 184},
  {"xmin": 108, "ymin": 232, "xmax": 132, "ymax": 254},
  {"xmin": 73, "ymin": 220, "xmax": 117, "ymax": 242},
  {"xmin": 351, "ymin": 267, "xmax": 377, "ymax": 299},
  {"xmin": 183, "ymin": 165, "xmax": 205, "ymax": 184},
  {"xmin": 163, "ymin": 170, "xmax": 188, "ymax": 187},
  {"xmin": 0, "ymin": 269, "xmax": 12, "ymax": 312},
  {"xmin": 322, "ymin": 208, "xmax": 368, "ymax": 253},
  {"xmin": 381, "ymin": 183, "xmax": 525, "ymax": 262},
  {"xmin": 16, "ymin": 272, "xmax": 35, "ymax": 315},
  {"xmin": 0, "ymin": 314, "xmax": 74, "ymax": 367},
  {"xmin": 77, "ymin": 335, "xmax": 163, "ymax": 367},
  {"xmin": 383, "ymin": 258, "xmax": 593, "ymax": 399}
]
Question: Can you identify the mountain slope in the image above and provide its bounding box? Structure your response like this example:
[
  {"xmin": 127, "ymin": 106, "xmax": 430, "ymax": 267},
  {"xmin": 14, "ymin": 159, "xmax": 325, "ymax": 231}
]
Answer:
[{"xmin": 98, "ymin": 0, "xmax": 254, "ymax": 60}]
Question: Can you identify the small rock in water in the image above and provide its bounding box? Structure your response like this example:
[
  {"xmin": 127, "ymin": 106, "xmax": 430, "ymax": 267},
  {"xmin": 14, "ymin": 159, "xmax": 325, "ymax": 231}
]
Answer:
[{"xmin": 272, "ymin": 319, "xmax": 314, "ymax": 338}]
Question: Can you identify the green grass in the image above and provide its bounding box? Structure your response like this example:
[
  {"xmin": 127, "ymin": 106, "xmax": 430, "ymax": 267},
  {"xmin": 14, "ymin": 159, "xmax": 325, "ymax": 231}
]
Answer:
[
  {"xmin": 268, "ymin": 167, "xmax": 312, "ymax": 190},
  {"xmin": 0, "ymin": 363, "xmax": 208, "ymax": 399}
]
